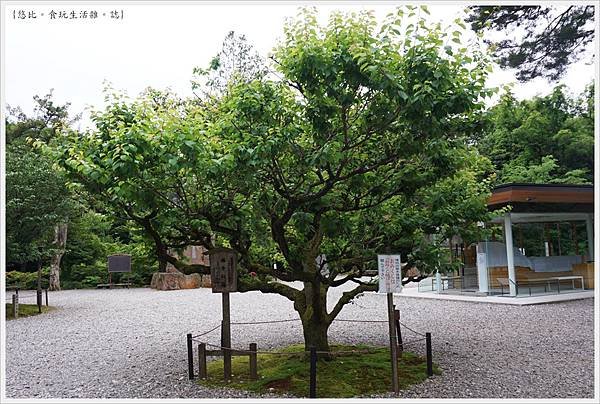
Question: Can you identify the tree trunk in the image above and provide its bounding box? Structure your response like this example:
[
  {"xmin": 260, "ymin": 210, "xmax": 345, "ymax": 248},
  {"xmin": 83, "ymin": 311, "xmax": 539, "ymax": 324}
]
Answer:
[
  {"xmin": 299, "ymin": 281, "xmax": 331, "ymax": 355},
  {"xmin": 158, "ymin": 257, "xmax": 167, "ymax": 272},
  {"xmin": 49, "ymin": 223, "xmax": 68, "ymax": 291},
  {"xmin": 301, "ymin": 317, "xmax": 330, "ymax": 353}
]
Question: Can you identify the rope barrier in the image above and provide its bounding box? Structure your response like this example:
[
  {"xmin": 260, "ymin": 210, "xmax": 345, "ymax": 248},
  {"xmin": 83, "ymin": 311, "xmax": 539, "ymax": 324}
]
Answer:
[
  {"xmin": 334, "ymin": 318, "xmax": 387, "ymax": 323},
  {"xmin": 189, "ymin": 317, "xmax": 427, "ymax": 344},
  {"xmin": 398, "ymin": 321, "xmax": 426, "ymax": 337},
  {"xmin": 6, "ymin": 293, "xmax": 39, "ymax": 298},
  {"xmin": 191, "ymin": 324, "xmax": 221, "ymax": 339},
  {"xmin": 202, "ymin": 342, "xmax": 306, "ymax": 356},
  {"xmin": 231, "ymin": 318, "xmax": 300, "ymax": 325},
  {"xmin": 199, "ymin": 340, "xmax": 425, "ymax": 356},
  {"xmin": 396, "ymin": 337, "xmax": 427, "ymax": 347}
]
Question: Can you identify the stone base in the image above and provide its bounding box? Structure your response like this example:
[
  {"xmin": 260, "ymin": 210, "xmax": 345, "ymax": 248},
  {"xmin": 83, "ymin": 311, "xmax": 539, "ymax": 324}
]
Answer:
[
  {"xmin": 151, "ymin": 272, "xmax": 205, "ymax": 290},
  {"xmin": 200, "ymin": 274, "xmax": 212, "ymax": 288}
]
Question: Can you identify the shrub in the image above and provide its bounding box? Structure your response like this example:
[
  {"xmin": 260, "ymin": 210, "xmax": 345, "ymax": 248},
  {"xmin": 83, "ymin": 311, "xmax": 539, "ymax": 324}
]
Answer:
[{"xmin": 6, "ymin": 269, "xmax": 50, "ymax": 289}]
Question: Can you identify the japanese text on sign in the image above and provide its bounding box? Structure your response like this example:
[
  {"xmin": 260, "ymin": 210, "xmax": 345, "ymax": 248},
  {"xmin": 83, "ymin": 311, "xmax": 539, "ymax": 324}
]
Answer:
[{"xmin": 377, "ymin": 254, "xmax": 402, "ymax": 293}]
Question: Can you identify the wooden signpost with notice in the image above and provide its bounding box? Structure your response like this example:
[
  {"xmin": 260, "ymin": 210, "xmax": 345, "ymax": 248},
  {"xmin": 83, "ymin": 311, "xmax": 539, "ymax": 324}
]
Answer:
[
  {"xmin": 377, "ymin": 254, "xmax": 402, "ymax": 395},
  {"xmin": 207, "ymin": 247, "xmax": 237, "ymax": 382}
]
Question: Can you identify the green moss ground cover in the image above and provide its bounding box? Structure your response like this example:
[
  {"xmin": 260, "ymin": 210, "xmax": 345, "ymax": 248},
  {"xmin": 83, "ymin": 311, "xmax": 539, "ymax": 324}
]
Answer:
[
  {"xmin": 199, "ymin": 344, "xmax": 440, "ymax": 398},
  {"xmin": 6, "ymin": 303, "xmax": 52, "ymax": 320}
]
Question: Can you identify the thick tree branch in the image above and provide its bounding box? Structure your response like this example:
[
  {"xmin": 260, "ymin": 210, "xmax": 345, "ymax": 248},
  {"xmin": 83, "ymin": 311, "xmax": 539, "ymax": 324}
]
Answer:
[{"xmin": 327, "ymin": 282, "xmax": 377, "ymax": 321}]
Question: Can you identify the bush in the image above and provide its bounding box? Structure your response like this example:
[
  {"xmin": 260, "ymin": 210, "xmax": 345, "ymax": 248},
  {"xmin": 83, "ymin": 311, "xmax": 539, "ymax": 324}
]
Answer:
[
  {"xmin": 6, "ymin": 269, "xmax": 50, "ymax": 289},
  {"xmin": 61, "ymin": 280, "xmax": 83, "ymax": 289},
  {"xmin": 68, "ymin": 262, "xmax": 107, "ymax": 284},
  {"xmin": 82, "ymin": 275, "xmax": 103, "ymax": 287}
]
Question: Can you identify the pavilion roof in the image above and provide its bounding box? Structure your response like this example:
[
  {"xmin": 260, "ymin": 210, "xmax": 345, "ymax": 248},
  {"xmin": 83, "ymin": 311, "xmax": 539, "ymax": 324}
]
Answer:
[{"xmin": 487, "ymin": 183, "xmax": 594, "ymax": 215}]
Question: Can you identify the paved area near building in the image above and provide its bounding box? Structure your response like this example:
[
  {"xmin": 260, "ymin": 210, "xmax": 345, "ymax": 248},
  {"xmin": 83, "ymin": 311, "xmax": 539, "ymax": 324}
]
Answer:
[
  {"xmin": 401, "ymin": 283, "xmax": 595, "ymax": 305},
  {"xmin": 4, "ymin": 285, "xmax": 595, "ymax": 399}
]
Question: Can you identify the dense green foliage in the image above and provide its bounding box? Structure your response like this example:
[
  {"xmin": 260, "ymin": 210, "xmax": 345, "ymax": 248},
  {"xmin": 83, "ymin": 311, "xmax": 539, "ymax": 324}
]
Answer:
[
  {"xmin": 59, "ymin": 211, "xmax": 156, "ymax": 288},
  {"xmin": 476, "ymin": 84, "xmax": 594, "ymax": 185},
  {"xmin": 5, "ymin": 93, "xmax": 156, "ymax": 289},
  {"xmin": 200, "ymin": 344, "xmax": 440, "ymax": 397},
  {"xmin": 6, "ymin": 93, "xmax": 74, "ymax": 269},
  {"xmin": 467, "ymin": 6, "xmax": 595, "ymax": 81},
  {"xmin": 5, "ymin": 146, "xmax": 70, "ymax": 265},
  {"xmin": 51, "ymin": 7, "xmax": 496, "ymax": 351}
]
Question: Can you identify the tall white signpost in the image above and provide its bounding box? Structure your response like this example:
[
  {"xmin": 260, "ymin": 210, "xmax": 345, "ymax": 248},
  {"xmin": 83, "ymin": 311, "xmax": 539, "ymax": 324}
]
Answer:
[{"xmin": 378, "ymin": 254, "xmax": 402, "ymax": 395}]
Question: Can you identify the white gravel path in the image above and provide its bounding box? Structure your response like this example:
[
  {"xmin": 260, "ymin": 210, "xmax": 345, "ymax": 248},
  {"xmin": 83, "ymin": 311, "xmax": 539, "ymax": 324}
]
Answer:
[{"xmin": 4, "ymin": 285, "xmax": 595, "ymax": 399}]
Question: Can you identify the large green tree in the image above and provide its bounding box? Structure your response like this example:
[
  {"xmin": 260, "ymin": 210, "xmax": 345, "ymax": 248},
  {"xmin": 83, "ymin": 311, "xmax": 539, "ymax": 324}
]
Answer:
[
  {"xmin": 5, "ymin": 92, "xmax": 77, "ymax": 290},
  {"xmin": 53, "ymin": 7, "xmax": 495, "ymax": 351}
]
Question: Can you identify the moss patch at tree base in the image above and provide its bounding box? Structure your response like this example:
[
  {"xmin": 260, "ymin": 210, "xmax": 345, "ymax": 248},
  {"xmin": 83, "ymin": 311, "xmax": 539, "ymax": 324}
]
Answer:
[
  {"xmin": 6, "ymin": 303, "xmax": 52, "ymax": 320},
  {"xmin": 198, "ymin": 344, "xmax": 441, "ymax": 398}
]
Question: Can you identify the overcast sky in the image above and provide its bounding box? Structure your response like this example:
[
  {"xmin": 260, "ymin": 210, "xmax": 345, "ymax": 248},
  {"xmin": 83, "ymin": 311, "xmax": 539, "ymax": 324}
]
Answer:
[{"xmin": 3, "ymin": 2, "xmax": 596, "ymax": 129}]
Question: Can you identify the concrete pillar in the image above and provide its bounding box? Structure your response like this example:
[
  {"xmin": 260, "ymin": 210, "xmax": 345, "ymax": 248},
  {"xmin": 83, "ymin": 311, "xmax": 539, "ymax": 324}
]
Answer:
[
  {"xmin": 476, "ymin": 243, "xmax": 489, "ymax": 294},
  {"xmin": 435, "ymin": 271, "xmax": 442, "ymax": 293},
  {"xmin": 586, "ymin": 214, "xmax": 594, "ymax": 261},
  {"xmin": 504, "ymin": 213, "xmax": 517, "ymax": 296}
]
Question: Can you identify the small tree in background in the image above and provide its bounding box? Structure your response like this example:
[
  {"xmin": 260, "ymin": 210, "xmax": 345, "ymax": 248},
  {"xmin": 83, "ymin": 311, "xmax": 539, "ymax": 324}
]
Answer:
[
  {"xmin": 6, "ymin": 91, "xmax": 77, "ymax": 290},
  {"xmin": 6, "ymin": 148, "xmax": 71, "ymax": 290},
  {"xmin": 191, "ymin": 30, "xmax": 268, "ymax": 98}
]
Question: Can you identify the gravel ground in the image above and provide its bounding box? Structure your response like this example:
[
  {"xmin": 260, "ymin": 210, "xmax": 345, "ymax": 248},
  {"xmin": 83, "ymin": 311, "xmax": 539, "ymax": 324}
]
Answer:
[{"xmin": 4, "ymin": 284, "xmax": 595, "ymax": 399}]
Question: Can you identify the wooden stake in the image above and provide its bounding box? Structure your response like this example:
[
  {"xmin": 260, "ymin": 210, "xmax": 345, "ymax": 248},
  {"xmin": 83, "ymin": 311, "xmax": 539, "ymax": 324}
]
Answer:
[
  {"xmin": 12, "ymin": 294, "xmax": 18, "ymax": 318},
  {"xmin": 394, "ymin": 307, "xmax": 403, "ymax": 353},
  {"xmin": 222, "ymin": 292, "xmax": 232, "ymax": 382},
  {"xmin": 426, "ymin": 333, "xmax": 433, "ymax": 377},
  {"xmin": 249, "ymin": 343, "xmax": 257, "ymax": 380},
  {"xmin": 198, "ymin": 343, "xmax": 207, "ymax": 379},
  {"xmin": 187, "ymin": 333, "xmax": 194, "ymax": 380},
  {"xmin": 387, "ymin": 293, "xmax": 399, "ymax": 395}
]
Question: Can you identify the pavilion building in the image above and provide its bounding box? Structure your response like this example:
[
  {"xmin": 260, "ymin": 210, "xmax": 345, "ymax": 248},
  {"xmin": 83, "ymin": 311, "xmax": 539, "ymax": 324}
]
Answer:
[{"xmin": 474, "ymin": 183, "xmax": 594, "ymax": 296}]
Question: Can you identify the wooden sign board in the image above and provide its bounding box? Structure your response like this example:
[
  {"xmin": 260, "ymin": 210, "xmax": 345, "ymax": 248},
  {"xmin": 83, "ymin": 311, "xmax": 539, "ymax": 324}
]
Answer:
[
  {"xmin": 377, "ymin": 254, "xmax": 402, "ymax": 293},
  {"xmin": 108, "ymin": 254, "xmax": 132, "ymax": 273},
  {"xmin": 208, "ymin": 248, "xmax": 237, "ymax": 293}
]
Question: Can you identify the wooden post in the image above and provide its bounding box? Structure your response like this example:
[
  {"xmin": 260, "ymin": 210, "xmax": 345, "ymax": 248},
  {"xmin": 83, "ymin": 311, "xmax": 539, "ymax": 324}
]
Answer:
[
  {"xmin": 309, "ymin": 346, "xmax": 317, "ymax": 398},
  {"xmin": 37, "ymin": 289, "xmax": 42, "ymax": 314},
  {"xmin": 222, "ymin": 292, "xmax": 232, "ymax": 382},
  {"xmin": 426, "ymin": 332, "xmax": 433, "ymax": 377},
  {"xmin": 12, "ymin": 294, "xmax": 18, "ymax": 318},
  {"xmin": 387, "ymin": 293, "xmax": 399, "ymax": 395},
  {"xmin": 394, "ymin": 308, "xmax": 403, "ymax": 353},
  {"xmin": 36, "ymin": 261, "xmax": 42, "ymax": 314},
  {"xmin": 187, "ymin": 333, "xmax": 194, "ymax": 380},
  {"xmin": 45, "ymin": 289, "xmax": 49, "ymax": 306},
  {"xmin": 571, "ymin": 223, "xmax": 580, "ymax": 255},
  {"xmin": 198, "ymin": 343, "xmax": 207, "ymax": 379},
  {"xmin": 249, "ymin": 343, "xmax": 257, "ymax": 380}
]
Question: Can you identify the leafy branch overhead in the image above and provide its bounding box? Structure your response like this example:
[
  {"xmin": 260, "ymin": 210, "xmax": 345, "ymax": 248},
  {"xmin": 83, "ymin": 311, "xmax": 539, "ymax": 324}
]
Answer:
[{"xmin": 467, "ymin": 5, "xmax": 595, "ymax": 82}]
